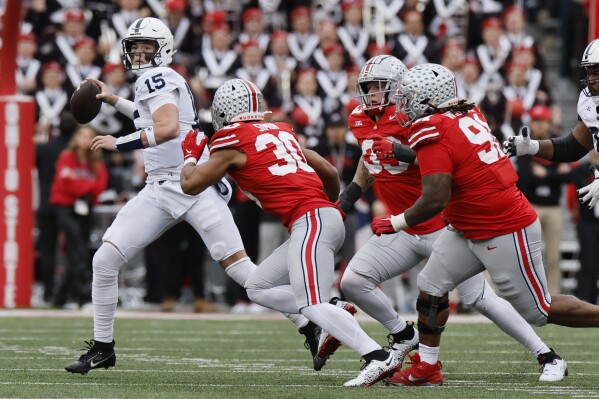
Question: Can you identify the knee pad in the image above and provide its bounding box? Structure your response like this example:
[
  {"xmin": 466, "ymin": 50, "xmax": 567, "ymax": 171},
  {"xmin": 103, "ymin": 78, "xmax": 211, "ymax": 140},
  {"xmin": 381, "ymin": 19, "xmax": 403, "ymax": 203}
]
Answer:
[
  {"xmin": 93, "ymin": 242, "xmax": 127, "ymax": 278},
  {"xmin": 208, "ymin": 242, "xmax": 226, "ymax": 261},
  {"xmin": 416, "ymin": 295, "xmax": 449, "ymax": 334}
]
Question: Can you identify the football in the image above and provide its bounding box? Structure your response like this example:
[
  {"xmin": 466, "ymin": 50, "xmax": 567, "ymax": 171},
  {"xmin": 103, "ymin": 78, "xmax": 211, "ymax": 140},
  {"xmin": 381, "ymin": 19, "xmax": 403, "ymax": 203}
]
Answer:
[{"xmin": 70, "ymin": 80, "xmax": 102, "ymax": 124}]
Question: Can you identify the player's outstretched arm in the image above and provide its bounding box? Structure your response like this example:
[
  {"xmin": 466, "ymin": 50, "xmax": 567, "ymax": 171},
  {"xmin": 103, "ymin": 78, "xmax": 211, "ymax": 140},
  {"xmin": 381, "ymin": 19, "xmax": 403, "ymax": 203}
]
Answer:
[
  {"xmin": 503, "ymin": 122, "xmax": 593, "ymax": 161},
  {"xmin": 180, "ymin": 130, "xmax": 245, "ymax": 196},
  {"xmin": 304, "ymin": 149, "xmax": 340, "ymax": 202}
]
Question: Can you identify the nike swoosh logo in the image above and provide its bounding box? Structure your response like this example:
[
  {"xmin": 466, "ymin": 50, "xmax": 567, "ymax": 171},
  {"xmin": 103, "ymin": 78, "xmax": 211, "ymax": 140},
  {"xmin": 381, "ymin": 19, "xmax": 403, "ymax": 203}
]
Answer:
[
  {"xmin": 185, "ymin": 150, "xmax": 192, "ymax": 154},
  {"xmin": 408, "ymin": 374, "xmax": 426, "ymax": 382},
  {"xmin": 89, "ymin": 356, "xmax": 110, "ymax": 368},
  {"xmin": 385, "ymin": 357, "xmax": 393, "ymax": 367},
  {"xmin": 389, "ymin": 114, "xmax": 396, "ymax": 120},
  {"xmin": 487, "ymin": 246, "xmax": 497, "ymax": 250}
]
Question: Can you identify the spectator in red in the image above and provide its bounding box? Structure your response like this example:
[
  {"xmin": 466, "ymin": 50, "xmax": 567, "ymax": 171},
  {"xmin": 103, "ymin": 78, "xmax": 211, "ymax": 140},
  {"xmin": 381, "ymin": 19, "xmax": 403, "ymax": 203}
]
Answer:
[{"xmin": 50, "ymin": 125, "xmax": 108, "ymax": 308}]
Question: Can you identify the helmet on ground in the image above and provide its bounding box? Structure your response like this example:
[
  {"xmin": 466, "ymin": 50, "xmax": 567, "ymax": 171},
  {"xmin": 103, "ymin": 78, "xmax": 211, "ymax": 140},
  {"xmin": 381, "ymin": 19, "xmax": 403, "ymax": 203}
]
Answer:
[
  {"xmin": 356, "ymin": 55, "xmax": 407, "ymax": 110},
  {"xmin": 395, "ymin": 63, "xmax": 459, "ymax": 127},
  {"xmin": 580, "ymin": 38, "xmax": 599, "ymax": 99},
  {"xmin": 122, "ymin": 17, "xmax": 175, "ymax": 75},
  {"xmin": 211, "ymin": 79, "xmax": 265, "ymax": 131}
]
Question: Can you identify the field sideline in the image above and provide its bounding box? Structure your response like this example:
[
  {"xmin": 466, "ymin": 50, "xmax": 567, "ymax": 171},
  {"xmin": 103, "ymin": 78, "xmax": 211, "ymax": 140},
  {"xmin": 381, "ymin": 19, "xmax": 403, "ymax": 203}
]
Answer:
[{"xmin": 0, "ymin": 309, "xmax": 598, "ymax": 399}]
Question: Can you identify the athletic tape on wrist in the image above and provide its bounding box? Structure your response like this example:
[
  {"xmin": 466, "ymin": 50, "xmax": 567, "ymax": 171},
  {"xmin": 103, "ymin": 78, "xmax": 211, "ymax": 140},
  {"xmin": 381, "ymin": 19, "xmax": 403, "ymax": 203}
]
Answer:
[
  {"xmin": 390, "ymin": 213, "xmax": 409, "ymax": 231},
  {"xmin": 145, "ymin": 126, "xmax": 157, "ymax": 147}
]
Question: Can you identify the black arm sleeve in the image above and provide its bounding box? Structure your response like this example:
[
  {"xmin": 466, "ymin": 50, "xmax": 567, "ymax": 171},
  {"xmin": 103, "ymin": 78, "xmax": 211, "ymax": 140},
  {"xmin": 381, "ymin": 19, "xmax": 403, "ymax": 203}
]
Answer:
[
  {"xmin": 337, "ymin": 182, "xmax": 362, "ymax": 213},
  {"xmin": 550, "ymin": 131, "xmax": 589, "ymax": 162},
  {"xmin": 392, "ymin": 142, "xmax": 417, "ymax": 164}
]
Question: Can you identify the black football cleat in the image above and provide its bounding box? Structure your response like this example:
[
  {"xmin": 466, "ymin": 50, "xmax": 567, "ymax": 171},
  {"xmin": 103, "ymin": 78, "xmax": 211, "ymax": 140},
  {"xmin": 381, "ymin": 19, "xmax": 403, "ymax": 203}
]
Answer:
[
  {"xmin": 298, "ymin": 321, "xmax": 324, "ymax": 370},
  {"xmin": 65, "ymin": 340, "xmax": 116, "ymax": 375}
]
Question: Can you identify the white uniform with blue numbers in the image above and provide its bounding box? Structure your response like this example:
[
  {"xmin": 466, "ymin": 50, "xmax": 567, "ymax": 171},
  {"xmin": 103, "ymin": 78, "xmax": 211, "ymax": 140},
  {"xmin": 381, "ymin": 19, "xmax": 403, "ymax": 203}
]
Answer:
[
  {"xmin": 577, "ymin": 91, "xmax": 599, "ymax": 151},
  {"xmin": 134, "ymin": 66, "xmax": 207, "ymax": 180},
  {"xmin": 101, "ymin": 67, "xmax": 241, "ymax": 264}
]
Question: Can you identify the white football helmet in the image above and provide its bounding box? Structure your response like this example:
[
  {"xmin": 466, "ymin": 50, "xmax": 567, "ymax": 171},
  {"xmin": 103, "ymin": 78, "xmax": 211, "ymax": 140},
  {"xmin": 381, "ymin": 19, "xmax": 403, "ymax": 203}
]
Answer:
[
  {"xmin": 395, "ymin": 63, "xmax": 459, "ymax": 127},
  {"xmin": 356, "ymin": 55, "xmax": 407, "ymax": 110},
  {"xmin": 580, "ymin": 38, "xmax": 599, "ymax": 100},
  {"xmin": 122, "ymin": 17, "xmax": 175, "ymax": 75},
  {"xmin": 211, "ymin": 79, "xmax": 265, "ymax": 131}
]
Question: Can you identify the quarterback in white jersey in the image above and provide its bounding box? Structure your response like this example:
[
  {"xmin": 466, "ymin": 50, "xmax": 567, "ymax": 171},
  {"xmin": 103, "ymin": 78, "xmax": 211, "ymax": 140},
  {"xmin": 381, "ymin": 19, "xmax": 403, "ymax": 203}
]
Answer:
[
  {"xmin": 64, "ymin": 17, "xmax": 272, "ymax": 375},
  {"xmin": 503, "ymin": 37, "xmax": 599, "ymax": 207}
]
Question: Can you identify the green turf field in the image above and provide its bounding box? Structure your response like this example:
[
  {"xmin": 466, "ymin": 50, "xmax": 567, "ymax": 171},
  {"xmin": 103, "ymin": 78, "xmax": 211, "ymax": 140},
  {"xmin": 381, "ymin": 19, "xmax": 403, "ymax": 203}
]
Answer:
[{"xmin": 0, "ymin": 314, "xmax": 597, "ymax": 398}]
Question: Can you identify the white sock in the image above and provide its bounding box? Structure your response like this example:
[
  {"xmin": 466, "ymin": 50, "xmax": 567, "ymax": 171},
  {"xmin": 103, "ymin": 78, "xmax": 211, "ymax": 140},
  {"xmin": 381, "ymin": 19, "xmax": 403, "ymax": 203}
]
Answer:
[
  {"xmin": 341, "ymin": 268, "xmax": 407, "ymax": 334},
  {"xmin": 470, "ymin": 284, "xmax": 550, "ymax": 356},
  {"xmin": 225, "ymin": 257, "xmax": 257, "ymax": 288},
  {"xmin": 92, "ymin": 244, "xmax": 126, "ymax": 343},
  {"xmin": 301, "ymin": 303, "xmax": 381, "ymax": 356},
  {"xmin": 419, "ymin": 343, "xmax": 440, "ymax": 365}
]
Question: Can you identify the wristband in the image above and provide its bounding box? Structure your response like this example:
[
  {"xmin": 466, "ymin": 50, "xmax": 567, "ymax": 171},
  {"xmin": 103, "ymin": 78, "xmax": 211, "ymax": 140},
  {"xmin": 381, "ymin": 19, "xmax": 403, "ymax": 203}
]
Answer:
[
  {"xmin": 529, "ymin": 140, "xmax": 540, "ymax": 155},
  {"xmin": 184, "ymin": 157, "xmax": 198, "ymax": 165},
  {"xmin": 115, "ymin": 130, "xmax": 144, "ymax": 152},
  {"xmin": 145, "ymin": 126, "xmax": 157, "ymax": 147},
  {"xmin": 114, "ymin": 97, "xmax": 135, "ymax": 119},
  {"xmin": 390, "ymin": 213, "xmax": 409, "ymax": 231}
]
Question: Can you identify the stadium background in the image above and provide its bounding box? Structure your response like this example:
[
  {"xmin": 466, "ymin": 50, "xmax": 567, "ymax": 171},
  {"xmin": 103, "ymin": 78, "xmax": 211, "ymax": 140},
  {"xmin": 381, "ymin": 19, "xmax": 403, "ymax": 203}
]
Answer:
[{"xmin": 0, "ymin": 0, "xmax": 597, "ymax": 310}]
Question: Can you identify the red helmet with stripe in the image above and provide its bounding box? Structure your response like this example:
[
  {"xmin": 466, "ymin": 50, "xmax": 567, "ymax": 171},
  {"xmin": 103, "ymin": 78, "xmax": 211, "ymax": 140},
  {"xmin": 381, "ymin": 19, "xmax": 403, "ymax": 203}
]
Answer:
[
  {"xmin": 356, "ymin": 55, "xmax": 407, "ymax": 111},
  {"xmin": 211, "ymin": 79, "xmax": 265, "ymax": 131}
]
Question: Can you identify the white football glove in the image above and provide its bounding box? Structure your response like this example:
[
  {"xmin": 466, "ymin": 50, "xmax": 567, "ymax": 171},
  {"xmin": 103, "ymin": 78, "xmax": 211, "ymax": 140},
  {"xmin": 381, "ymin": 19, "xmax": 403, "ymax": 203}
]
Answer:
[
  {"xmin": 578, "ymin": 166, "xmax": 599, "ymax": 208},
  {"xmin": 502, "ymin": 126, "xmax": 540, "ymax": 157}
]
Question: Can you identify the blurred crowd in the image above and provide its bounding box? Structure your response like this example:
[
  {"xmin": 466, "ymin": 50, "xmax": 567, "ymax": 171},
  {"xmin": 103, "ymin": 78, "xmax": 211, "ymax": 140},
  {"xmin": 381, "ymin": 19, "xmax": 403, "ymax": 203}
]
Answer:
[{"xmin": 22, "ymin": 0, "xmax": 599, "ymax": 311}]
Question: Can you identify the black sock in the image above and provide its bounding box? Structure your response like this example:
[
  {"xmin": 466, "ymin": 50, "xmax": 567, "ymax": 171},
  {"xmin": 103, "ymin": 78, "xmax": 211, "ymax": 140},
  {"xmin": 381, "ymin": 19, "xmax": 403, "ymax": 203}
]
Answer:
[
  {"xmin": 363, "ymin": 349, "xmax": 388, "ymax": 363},
  {"xmin": 299, "ymin": 321, "xmax": 317, "ymax": 336},
  {"xmin": 392, "ymin": 322, "xmax": 415, "ymax": 342},
  {"xmin": 94, "ymin": 340, "xmax": 114, "ymax": 351},
  {"xmin": 538, "ymin": 348, "xmax": 561, "ymax": 364}
]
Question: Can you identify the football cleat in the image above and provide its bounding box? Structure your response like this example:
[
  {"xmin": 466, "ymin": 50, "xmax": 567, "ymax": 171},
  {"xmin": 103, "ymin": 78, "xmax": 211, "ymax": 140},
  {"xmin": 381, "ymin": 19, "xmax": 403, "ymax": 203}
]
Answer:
[
  {"xmin": 343, "ymin": 351, "xmax": 399, "ymax": 387},
  {"xmin": 314, "ymin": 298, "xmax": 358, "ymax": 370},
  {"xmin": 384, "ymin": 354, "xmax": 443, "ymax": 386},
  {"xmin": 298, "ymin": 322, "xmax": 322, "ymax": 370},
  {"xmin": 388, "ymin": 321, "xmax": 419, "ymax": 368},
  {"xmin": 65, "ymin": 340, "xmax": 116, "ymax": 375},
  {"xmin": 538, "ymin": 350, "xmax": 568, "ymax": 382}
]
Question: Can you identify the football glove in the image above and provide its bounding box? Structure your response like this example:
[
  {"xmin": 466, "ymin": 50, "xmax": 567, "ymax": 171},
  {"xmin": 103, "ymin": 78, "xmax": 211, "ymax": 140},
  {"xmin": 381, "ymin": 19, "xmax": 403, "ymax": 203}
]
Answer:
[
  {"xmin": 371, "ymin": 214, "xmax": 396, "ymax": 236},
  {"xmin": 371, "ymin": 135, "xmax": 416, "ymax": 163},
  {"xmin": 578, "ymin": 165, "xmax": 599, "ymax": 208},
  {"xmin": 181, "ymin": 128, "xmax": 207, "ymax": 165},
  {"xmin": 502, "ymin": 126, "xmax": 539, "ymax": 157}
]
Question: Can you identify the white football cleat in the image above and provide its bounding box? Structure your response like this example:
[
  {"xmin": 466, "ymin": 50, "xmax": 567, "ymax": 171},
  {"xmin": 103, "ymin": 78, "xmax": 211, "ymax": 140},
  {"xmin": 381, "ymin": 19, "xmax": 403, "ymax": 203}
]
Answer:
[
  {"xmin": 539, "ymin": 358, "xmax": 568, "ymax": 382},
  {"xmin": 343, "ymin": 351, "xmax": 399, "ymax": 387}
]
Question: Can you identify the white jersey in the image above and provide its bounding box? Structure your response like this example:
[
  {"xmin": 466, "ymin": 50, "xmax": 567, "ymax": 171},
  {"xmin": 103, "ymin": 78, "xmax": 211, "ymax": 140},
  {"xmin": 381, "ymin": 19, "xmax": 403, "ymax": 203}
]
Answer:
[
  {"xmin": 577, "ymin": 90, "xmax": 599, "ymax": 151},
  {"xmin": 133, "ymin": 66, "xmax": 205, "ymax": 181}
]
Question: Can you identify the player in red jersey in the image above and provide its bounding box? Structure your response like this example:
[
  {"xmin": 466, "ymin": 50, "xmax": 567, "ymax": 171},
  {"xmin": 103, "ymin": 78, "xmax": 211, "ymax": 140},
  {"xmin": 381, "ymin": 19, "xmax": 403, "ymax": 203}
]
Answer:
[
  {"xmin": 318, "ymin": 55, "xmax": 570, "ymax": 384},
  {"xmin": 180, "ymin": 79, "xmax": 398, "ymax": 387},
  {"xmin": 371, "ymin": 63, "xmax": 599, "ymax": 386}
]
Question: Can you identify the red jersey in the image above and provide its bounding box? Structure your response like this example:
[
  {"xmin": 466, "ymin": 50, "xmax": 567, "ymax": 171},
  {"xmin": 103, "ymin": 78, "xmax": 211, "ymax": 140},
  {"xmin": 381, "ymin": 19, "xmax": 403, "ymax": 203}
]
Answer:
[
  {"xmin": 210, "ymin": 121, "xmax": 336, "ymax": 229},
  {"xmin": 408, "ymin": 107, "xmax": 537, "ymax": 239},
  {"xmin": 50, "ymin": 151, "xmax": 108, "ymax": 207},
  {"xmin": 348, "ymin": 105, "xmax": 445, "ymax": 235}
]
